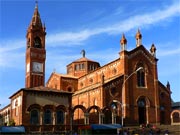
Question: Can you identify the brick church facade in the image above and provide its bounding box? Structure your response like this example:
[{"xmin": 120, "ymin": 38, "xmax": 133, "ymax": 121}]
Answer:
[{"xmin": 0, "ymin": 3, "xmax": 172, "ymax": 133}]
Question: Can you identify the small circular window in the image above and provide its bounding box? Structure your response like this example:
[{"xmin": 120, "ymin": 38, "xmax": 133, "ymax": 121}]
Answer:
[{"xmin": 67, "ymin": 87, "xmax": 72, "ymax": 92}]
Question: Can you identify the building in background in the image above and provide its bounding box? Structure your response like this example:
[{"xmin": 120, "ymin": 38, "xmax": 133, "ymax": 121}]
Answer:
[
  {"xmin": 171, "ymin": 101, "xmax": 180, "ymax": 125},
  {"xmin": 0, "ymin": 105, "xmax": 10, "ymax": 126},
  {"xmin": 0, "ymin": 3, "xmax": 173, "ymax": 133}
]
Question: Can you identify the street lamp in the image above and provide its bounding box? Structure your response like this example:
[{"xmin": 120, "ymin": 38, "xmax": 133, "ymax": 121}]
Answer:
[{"xmin": 113, "ymin": 67, "xmax": 143, "ymax": 127}]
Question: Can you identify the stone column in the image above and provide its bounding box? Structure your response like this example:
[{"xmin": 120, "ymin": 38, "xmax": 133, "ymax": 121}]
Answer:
[
  {"xmin": 53, "ymin": 111, "xmax": 56, "ymax": 125},
  {"xmin": 84, "ymin": 113, "xmax": 89, "ymax": 125},
  {"xmin": 52, "ymin": 111, "xmax": 56, "ymax": 132},
  {"xmin": 170, "ymin": 114, "xmax": 173, "ymax": 125},
  {"xmin": 40, "ymin": 111, "xmax": 43, "ymax": 132},
  {"xmin": 146, "ymin": 105, "xmax": 149, "ymax": 124},
  {"xmin": 70, "ymin": 114, "xmax": 74, "ymax": 132},
  {"xmin": 64, "ymin": 112, "xmax": 67, "ymax": 131},
  {"xmin": 112, "ymin": 112, "xmax": 114, "ymax": 124},
  {"xmin": 40, "ymin": 111, "xmax": 43, "ymax": 125},
  {"xmin": 114, "ymin": 114, "xmax": 117, "ymax": 124},
  {"xmin": 101, "ymin": 113, "xmax": 104, "ymax": 124},
  {"xmin": 99, "ymin": 113, "xmax": 102, "ymax": 124}
]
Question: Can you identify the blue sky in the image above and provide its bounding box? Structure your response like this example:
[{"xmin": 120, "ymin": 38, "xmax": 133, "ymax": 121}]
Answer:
[{"xmin": 0, "ymin": 0, "xmax": 180, "ymax": 108}]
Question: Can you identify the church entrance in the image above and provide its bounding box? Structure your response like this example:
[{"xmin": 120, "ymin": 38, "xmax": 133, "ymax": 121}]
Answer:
[{"xmin": 138, "ymin": 98, "xmax": 146, "ymax": 124}]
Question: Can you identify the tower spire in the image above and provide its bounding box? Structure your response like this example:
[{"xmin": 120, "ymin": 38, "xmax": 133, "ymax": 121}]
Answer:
[
  {"xmin": 150, "ymin": 43, "xmax": 156, "ymax": 57},
  {"xmin": 120, "ymin": 33, "xmax": 127, "ymax": 51},
  {"xmin": 135, "ymin": 29, "xmax": 142, "ymax": 47},
  {"xmin": 30, "ymin": 1, "xmax": 42, "ymax": 27}
]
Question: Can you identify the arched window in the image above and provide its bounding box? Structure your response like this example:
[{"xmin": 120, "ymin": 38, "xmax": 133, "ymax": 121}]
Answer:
[
  {"xmin": 27, "ymin": 38, "xmax": 30, "ymax": 48},
  {"xmin": 56, "ymin": 110, "xmax": 64, "ymax": 124},
  {"xmin": 44, "ymin": 109, "xmax": 52, "ymax": 124},
  {"xmin": 34, "ymin": 37, "xmax": 41, "ymax": 48},
  {"xmin": 138, "ymin": 99, "xmax": 145, "ymax": 107},
  {"xmin": 110, "ymin": 87, "xmax": 118, "ymax": 97},
  {"xmin": 75, "ymin": 64, "xmax": 79, "ymax": 71},
  {"xmin": 30, "ymin": 109, "xmax": 39, "ymax": 125},
  {"xmin": 81, "ymin": 63, "xmax": 84, "ymax": 69},
  {"xmin": 15, "ymin": 100, "xmax": 18, "ymax": 116},
  {"xmin": 137, "ymin": 68, "xmax": 145, "ymax": 87},
  {"xmin": 160, "ymin": 105, "xmax": 165, "ymax": 111},
  {"xmin": 160, "ymin": 92, "xmax": 165, "ymax": 99}
]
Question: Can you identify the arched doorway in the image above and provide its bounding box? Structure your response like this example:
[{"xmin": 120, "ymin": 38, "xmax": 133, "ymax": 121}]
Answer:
[
  {"xmin": 87, "ymin": 105, "xmax": 101, "ymax": 124},
  {"xmin": 171, "ymin": 110, "xmax": 180, "ymax": 125},
  {"xmin": 103, "ymin": 107, "xmax": 112, "ymax": 124},
  {"xmin": 72, "ymin": 105, "xmax": 86, "ymax": 125},
  {"xmin": 137, "ymin": 98, "xmax": 146, "ymax": 124}
]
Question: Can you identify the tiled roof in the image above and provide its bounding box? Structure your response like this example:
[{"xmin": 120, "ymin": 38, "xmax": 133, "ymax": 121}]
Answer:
[
  {"xmin": 53, "ymin": 73, "xmax": 78, "ymax": 79},
  {"xmin": 73, "ymin": 57, "xmax": 98, "ymax": 63},
  {"xmin": 23, "ymin": 86, "xmax": 73, "ymax": 94},
  {"xmin": 9, "ymin": 86, "xmax": 73, "ymax": 98}
]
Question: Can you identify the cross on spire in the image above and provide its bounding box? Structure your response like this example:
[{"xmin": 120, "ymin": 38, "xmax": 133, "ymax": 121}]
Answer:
[
  {"xmin": 35, "ymin": 0, "xmax": 38, "ymax": 8},
  {"xmin": 30, "ymin": 0, "xmax": 42, "ymax": 27}
]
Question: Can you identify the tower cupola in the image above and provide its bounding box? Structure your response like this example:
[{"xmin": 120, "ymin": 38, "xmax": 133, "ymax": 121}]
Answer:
[
  {"xmin": 135, "ymin": 29, "xmax": 142, "ymax": 47},
  {"xmin": 120, "ymin": 33, "xmax": 127, "ymax": 51},
  {"xmin": 67, "ymin": 50, "xmax": 100, "ymax": 77}
]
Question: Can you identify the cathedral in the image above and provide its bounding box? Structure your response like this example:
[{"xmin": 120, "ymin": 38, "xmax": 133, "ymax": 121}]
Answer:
[{"xmin": 0, "ymin": 3, "xmax": 172, "ymax": 133}]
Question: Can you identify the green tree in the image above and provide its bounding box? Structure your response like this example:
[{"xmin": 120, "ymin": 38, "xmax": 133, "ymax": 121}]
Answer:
[{"xmin": 8, "ymin": 119, "xmax": 15, "ymax": 126}]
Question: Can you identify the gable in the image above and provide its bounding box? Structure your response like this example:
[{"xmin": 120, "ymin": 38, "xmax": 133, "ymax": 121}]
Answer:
[
  {"xmin": 46, "ymin": 72, "xmax": 60, "ymax": 88},
  {"xmin": 128, "ymin": 45, "xmax": 158, "ymax": 65}
]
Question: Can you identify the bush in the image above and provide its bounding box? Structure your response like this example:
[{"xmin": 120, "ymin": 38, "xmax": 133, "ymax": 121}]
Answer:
[{"xmin": 8, "ymin": 119, "xmax": 15, "ymax": 126}]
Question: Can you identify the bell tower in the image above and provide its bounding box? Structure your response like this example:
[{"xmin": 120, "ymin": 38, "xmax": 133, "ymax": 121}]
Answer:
[{"xmin": 25, "ymin": 2, "xmax": 46, "ymax": 88}]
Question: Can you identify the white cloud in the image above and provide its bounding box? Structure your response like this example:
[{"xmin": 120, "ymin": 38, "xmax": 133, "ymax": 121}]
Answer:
[
  {"xmin": 45, "ymin": 1, "xmax": 180, "ymax": 47},
  {"xmin": 0, "ymin": 40, "xmax": 25, "ymax": 53},
  {"xmin": 0, "ymin": 40, "xmax": 25, "ymax": 68},
  {"xmin": 158, "ymin": 48, "xmax": 180, "ymax": 57},
  {"xmin": 0, "ymin": 1, "xmax": 179, "ymax": 68},
  {"xmin": 46, "ymin": 48, "xmax": 118, "ymax": 75},
  {"xmin": 46, "ymin": 30, "xmax": 95, "ymax": 46}
]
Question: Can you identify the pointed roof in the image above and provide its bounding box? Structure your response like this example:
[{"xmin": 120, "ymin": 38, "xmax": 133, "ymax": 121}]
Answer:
[
  {"xmin": 135, "ymin": 29, "xmax": 142, "ymax": 39},
  {"xmin": 120, "ymin": 33, "xmax": 127, "ymax": 45},
  {"xmin": 30, "ymin": 2, "xmax": 42, "ymax": 27},
  {"xmin": 150, "ymin": 43, "xmax": 156, "ymax": 53},
  {"xmin": 166, "ymin": 81, "xmax": 170, "ymax": 90},
  {"xmin": 129, "ymin": 44, "xmax": 158, "ymax": 62}
]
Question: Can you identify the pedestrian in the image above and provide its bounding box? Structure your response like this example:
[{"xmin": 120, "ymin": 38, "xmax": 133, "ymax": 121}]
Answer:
[
  {"xmin": 164, "ymin": 129, "xmax": 169, "ymax": 135},
  {"xmin": 123, "ymin": 129, "xmax": 127, "ymax": 135},
  {"xmin": 148, "ymin": 128, "xmax": 153, "ymax": 135},
  {"xmin": 73, "ymin": 132, "xmax": 78, "ymax": 135},
  {"xmin": 127, "ymin": 128, "xmax": 130, "ymax": 135}
]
